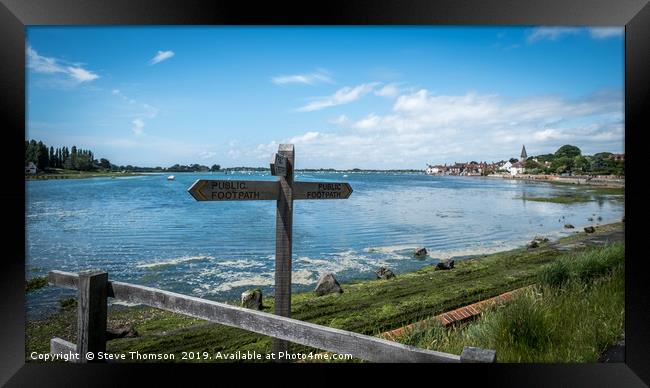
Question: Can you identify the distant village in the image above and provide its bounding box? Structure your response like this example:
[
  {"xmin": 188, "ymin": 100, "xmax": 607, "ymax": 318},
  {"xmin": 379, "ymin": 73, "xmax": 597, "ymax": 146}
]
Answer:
[
  {"xmin": 425, "ymin": 145, "xmax": 625, "ymax": 177},
  {"xmin": 25, "ymin": 139, "xmax": 624, "ymax": 178}
]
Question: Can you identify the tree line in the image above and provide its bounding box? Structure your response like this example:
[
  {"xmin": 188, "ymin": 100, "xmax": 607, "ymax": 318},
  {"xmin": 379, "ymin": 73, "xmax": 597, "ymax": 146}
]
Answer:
[
  {"xmin": 25, "ymin": 139, "xmax": 221, "ymax": 173},
  {"xmin": 524, "ymin": 145, "xmax": 624, "ymax": 176},
  {"xmin": 25, "ymin": 140, "xmax": 96, "ymax": 171}
]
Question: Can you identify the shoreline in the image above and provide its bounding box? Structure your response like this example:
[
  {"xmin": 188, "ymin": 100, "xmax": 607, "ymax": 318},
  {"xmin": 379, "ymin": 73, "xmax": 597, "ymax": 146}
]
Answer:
[
  {"xmin": 25, "ymin": 217, "xmax": 620, "ymax": 320},
  {"xmin": 25, "ymin": 171, "xmax": 145, "ymax": 181},
  {"xmin": 25, "ymin": 169, "xmax": 626, "ymax": 188},
  {"xmin": 482, "ymin": 173, "xmax": 624, "ymax": 188},
  {"xmin": 26, "ymin": 222, "xmax": 624, "ymax": 361}
]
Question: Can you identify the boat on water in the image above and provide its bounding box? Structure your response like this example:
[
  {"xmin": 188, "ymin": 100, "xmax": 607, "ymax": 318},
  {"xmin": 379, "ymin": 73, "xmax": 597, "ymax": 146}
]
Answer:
[{"xmin": 167, "ymin": 175, "xmax": 175, "ymax": 181}]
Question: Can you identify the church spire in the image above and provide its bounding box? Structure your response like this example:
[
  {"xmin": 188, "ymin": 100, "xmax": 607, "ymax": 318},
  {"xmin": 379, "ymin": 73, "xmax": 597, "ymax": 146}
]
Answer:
[{"xmin": 520, "ymin": 144, "xmax": 527, "ymax": 161}]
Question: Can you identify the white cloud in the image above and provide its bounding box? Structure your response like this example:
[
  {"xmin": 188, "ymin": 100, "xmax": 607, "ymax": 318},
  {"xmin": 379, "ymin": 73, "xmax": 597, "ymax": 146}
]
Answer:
[
  {"xmin": 352, "ymin": 113, "xmax": 382, "ymax": 131},
  {"xmin": 533, "ymin": 129, "xmax": 568, "ymax": 141},
  {"xmin": 297, "ymin": 83, "xmax": 379, "ymax": 112},
  {"xmin": 287, "ymin": 131, "xmax": 321, "ymax": 144},
  {"xmin": 111, "ymin": 90, "xmax": 159, "ymax": 123},
  {"xmin": 329, "ymin": 115, "xmax": 349, "ymax": 125},
  {"xmin": 527, "ymin": 27, "xmax": 581, "ymax": 43},
  {"xmin": 67, "ymin": 66, "xmax": 100, "ymax": 82},
  {"xmin": 199, "ymin": 151, "xmax": 217, "ymax": 159},
  {"xmin": 588, "ymin": 27, "xmax": 624, "ymax": 39},
  {"xmin": 258, "ymin": 88, "xmax": 623, "ymax": 168},
  {"xmin": 132, "ymin": 119, "xmax": 145, "ymax": 136},
  {"xmin": 27, "ymin": 46, "xmax": 99, "ymax": 83},
  {"xmin": 527, "ymin": 27, "xmax": 623, "ymax": 43},
  {"xmin": 375, "ymin": 83, "xmax": 400, "ymax": 98},
  {"xmin": 142, "ymin": 103, "xmax": 159, "ymax": 119},
  {"xmin": 150, "ymin": 50, "xmax": 175, "ymax": 65},
  {"xmin": 272, "ymin": 69, "xmax": 332, "ymax": 85}
]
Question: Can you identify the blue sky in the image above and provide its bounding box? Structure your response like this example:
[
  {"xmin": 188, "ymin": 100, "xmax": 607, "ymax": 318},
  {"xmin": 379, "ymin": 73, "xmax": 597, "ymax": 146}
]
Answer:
[{"xmin": 26, "ymin": 26, "xmax": 624, "ymax": 169}]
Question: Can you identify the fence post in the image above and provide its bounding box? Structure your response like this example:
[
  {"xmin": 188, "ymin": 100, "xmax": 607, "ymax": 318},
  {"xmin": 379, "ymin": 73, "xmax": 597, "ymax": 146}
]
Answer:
[
  {"xmin": 460, "ymin": 346, "xmax": 497, "ymax": 363},
  {"xmin": 272, "ymin": 144, "xmax": 294, "ymax": 360},
  {"xmin": 76, "ymin": 270, "xmax": 108, "ymax": 363}
]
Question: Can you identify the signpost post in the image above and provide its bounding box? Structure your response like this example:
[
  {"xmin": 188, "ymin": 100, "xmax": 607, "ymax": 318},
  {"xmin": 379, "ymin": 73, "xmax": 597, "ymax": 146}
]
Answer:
[
  {"xmin": 270, "ymin": 152, "xmax": 287, "ymax": 177},
  {"xmin": 272, "ymin": 144, "xmax": 293, "ymax": 357},
  {"xmin": 187, "ymin": 144, "xmax": 352, "ymax": 360}
]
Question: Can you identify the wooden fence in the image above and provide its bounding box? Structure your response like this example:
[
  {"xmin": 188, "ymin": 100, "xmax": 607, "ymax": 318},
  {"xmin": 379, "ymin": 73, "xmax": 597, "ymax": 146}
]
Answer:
[{"xmin": 47, "ymin": 269, "xmax": 496, "ymax": 363}]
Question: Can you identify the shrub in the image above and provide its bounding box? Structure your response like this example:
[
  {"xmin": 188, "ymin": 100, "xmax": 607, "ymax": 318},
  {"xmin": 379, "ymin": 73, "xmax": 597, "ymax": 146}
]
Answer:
[
  {"xmin": 25, "ymin": 276, "xmax": 48, "ymax": 293},
  {"xmin": 59, "ymin": 298, "xmax": 77, "ymax": 309},
  {"xmin": 538, "ymin": 243, "xmax": 624, "ymax": 287},
  {"xmin": 539, "ymin": 260, "xmax": 571, "ymax": 288},
  {"xmin": 489, "ymin": 295, "xmax": 552, "ymax": 351}
]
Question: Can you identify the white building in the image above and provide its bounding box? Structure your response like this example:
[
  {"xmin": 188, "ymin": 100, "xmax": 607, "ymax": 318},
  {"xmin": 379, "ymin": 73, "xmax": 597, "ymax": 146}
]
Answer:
[
  {"xmin": 425, "ymin": 164, "xmax": 446, "ymax": 175},
  {"xmin": 25, "ymin": 162, "xmax": 37, "ymax": 175},
  {"xmin": 510, "ymin": 161, "xmax": 525, "ymax": 176}
]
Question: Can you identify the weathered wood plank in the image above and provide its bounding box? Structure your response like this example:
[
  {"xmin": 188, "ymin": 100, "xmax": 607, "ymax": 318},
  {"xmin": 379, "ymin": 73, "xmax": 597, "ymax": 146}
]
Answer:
[
  {"xmin": 48, "ymin": 270, "xmax": 79, "ymax": 289},
  {"xmin": 293, "ymin": 181, "xmax": 353, "ymax": 200},
  {"xmin": 187, "ymin": 179, "xmax": 279, "ymax": 201},
  {"xmin": 107, "ymin": 280, "xmax": 460, "ymax": 363},
  {"xmin": 50, "ymin": 337, "xmax": 78, "ymax": 363},
  {"xmin": 273, "ymin": 143, "xmax": 294, "ymax": 358},
  {"xmin": 77, "ymin": 270, "xmax": 108, "ymax": 363},
  {"xmin": 48, "ymin": 270, "xmax": 503, "ymax": 363},
  {"xmin": 49, "ymin": 270, "xmax": 466, "ymax": 362},
  {"xmin": 460, "ymin": 346, "xmax": 497, "ymax": 363},
  {"xmin": 270, "ymin": 152, "xmax": 287, "ymax": 177}
]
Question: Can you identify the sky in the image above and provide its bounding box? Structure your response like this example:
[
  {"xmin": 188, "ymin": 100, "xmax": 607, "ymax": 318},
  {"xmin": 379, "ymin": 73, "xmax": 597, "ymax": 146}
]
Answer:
[{"xmin": 26, "ymin": 26, "xmax": 624, "ymax": 169}]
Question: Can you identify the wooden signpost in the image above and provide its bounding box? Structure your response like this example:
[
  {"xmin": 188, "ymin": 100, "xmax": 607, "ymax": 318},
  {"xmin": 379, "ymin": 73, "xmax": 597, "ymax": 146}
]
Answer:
[
  {"xmin": 270, "ymin": 152, "xmax": 287, "ymax": 177},
  {"xmin": 188, "ymin": 144, "xmax": 352, "ymax": 359}
]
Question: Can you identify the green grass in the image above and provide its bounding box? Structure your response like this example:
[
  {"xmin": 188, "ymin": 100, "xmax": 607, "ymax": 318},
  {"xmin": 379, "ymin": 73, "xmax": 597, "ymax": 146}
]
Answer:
[
  {"xmin": 26, "ymin": 223, "xmax": 624, "ymax": 362},
  {"xmin": 517, "ymin": 193, "xmax": 593, "ymax": 204},
  {"xmin": 585, "ymin": 186, "xmax": 624, "ymax": 196},
  {"xmin": 516, "ymin": 185, "xmax": 624, "ymax": 205},
  {"xmin": 25, "ymin": 169, "xmax": 144, "ymax": 180},
  {"xmin": 25, "ymin": 276, "xmax": 48, "ymax": 293},
  {"xmin": 396, "ymin": 243, "xmax": 624, "ymax": 362}
]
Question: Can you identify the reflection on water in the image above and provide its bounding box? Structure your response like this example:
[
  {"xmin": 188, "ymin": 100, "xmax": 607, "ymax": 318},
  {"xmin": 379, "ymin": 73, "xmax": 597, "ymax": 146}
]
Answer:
[{"xmin": 26, "ymin": 173, "xmax": 624, "ymax": 318}]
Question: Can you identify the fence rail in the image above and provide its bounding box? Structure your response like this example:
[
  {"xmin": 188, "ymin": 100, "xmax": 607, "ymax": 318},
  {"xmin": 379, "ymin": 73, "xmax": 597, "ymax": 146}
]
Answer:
[{"xmin": 48, "ymin": 269, "xmax": 496, "ymax": 363}]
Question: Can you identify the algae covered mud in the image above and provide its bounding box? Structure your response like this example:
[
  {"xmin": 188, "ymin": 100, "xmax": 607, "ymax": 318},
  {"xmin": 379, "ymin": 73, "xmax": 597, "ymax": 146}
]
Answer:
[
  {"xmin": 26, "ymin": 172, "xmax": 623, "ymax": 319},
  {"xmin": 26, "ymin": 223, "xmax": 624, "ymax": 362}
]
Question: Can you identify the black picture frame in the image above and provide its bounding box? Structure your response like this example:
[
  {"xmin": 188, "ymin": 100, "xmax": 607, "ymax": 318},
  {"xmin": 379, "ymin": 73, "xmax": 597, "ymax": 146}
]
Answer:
[{"xmin": 1, "ymin": 0, "xmax": 648, "ymax": 386}]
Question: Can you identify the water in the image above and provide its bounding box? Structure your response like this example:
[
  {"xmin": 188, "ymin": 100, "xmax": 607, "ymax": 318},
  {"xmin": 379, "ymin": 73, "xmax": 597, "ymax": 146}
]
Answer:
[{"xmin": 26, "ymin": 172, "xmax": 624, "ymax": 319}]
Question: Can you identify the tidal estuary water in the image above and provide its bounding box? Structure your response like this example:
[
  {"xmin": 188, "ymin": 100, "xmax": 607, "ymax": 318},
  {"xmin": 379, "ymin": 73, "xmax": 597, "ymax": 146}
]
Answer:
[{"xmin": 26, "ymin": 172, "xmax": 624, "ymax": 319}]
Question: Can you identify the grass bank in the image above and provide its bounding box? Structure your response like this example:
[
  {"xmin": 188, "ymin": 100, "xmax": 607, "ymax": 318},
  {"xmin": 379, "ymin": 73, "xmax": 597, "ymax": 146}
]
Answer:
[
  {"xmin": 26, "ymin": 223, "xmax": 624, "ymax": 362},
  {"xmin": 395, "ymin": 243, "xmax": 624, "ymax": 362},
  {"xmin": 516, "ymin": 186, "xmax": 624, "ymax": 204},
  {"xmin": 25, "ymin": 169, "xmax": 144, "ymax": 180}
]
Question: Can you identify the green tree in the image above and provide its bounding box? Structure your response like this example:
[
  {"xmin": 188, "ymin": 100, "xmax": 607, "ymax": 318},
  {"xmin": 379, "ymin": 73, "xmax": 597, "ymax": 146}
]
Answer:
[
  {"xmin": 26, "ymin": 140, "xmax": 38, "ymax": 164},
  {"xmin": 573, "ymin": 156, "xmax": 590, "ymax": 174},
  {"xmin": 554, "ymin": 144, "xmax": 581, "ymax": 159},
  {"xmin": 524, "ymin": 159, "xmax": 541, "ymax": 170},
  {"xmin": 551, "ymin": 156, "xmax": 573, "ymax": 174},
  {"xmin": 36, "ymin": 141, "xmax": 49, "ymax": 170},
  {"xmin": 210, "ymin": 164, "xmax": 221, "ymax": 172},
  {"xmin": 99, "ymin": 158, "xmax": 111, "ymax": 169},
  {"xmin": 70, "ymin": 146, "xmax": 78, "ymax": 169},
  {"xmin": 49, "ymin": 146, "xmax": 56, "ymax": 168}
]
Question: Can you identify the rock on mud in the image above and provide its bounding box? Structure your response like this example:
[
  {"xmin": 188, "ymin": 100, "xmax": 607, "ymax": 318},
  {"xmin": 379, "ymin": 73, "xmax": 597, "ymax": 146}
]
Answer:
[
  {"xmin": 314, "ymin": 273, "xmax": 343, "ymax": 296},
  {"xmin": 436, "ymin": 259, "xmax": 455, "ymax": 270},
  {"xmin": 414, "ymin": 247, "xmax": 428, "ymax": 257},
  {"xmin": 376, "ymin": 266, "xmax": 396, "ymax": 280},
  {"xmin": 241, "ymin": 289, "xmax": 263, "ymax": 310}
]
